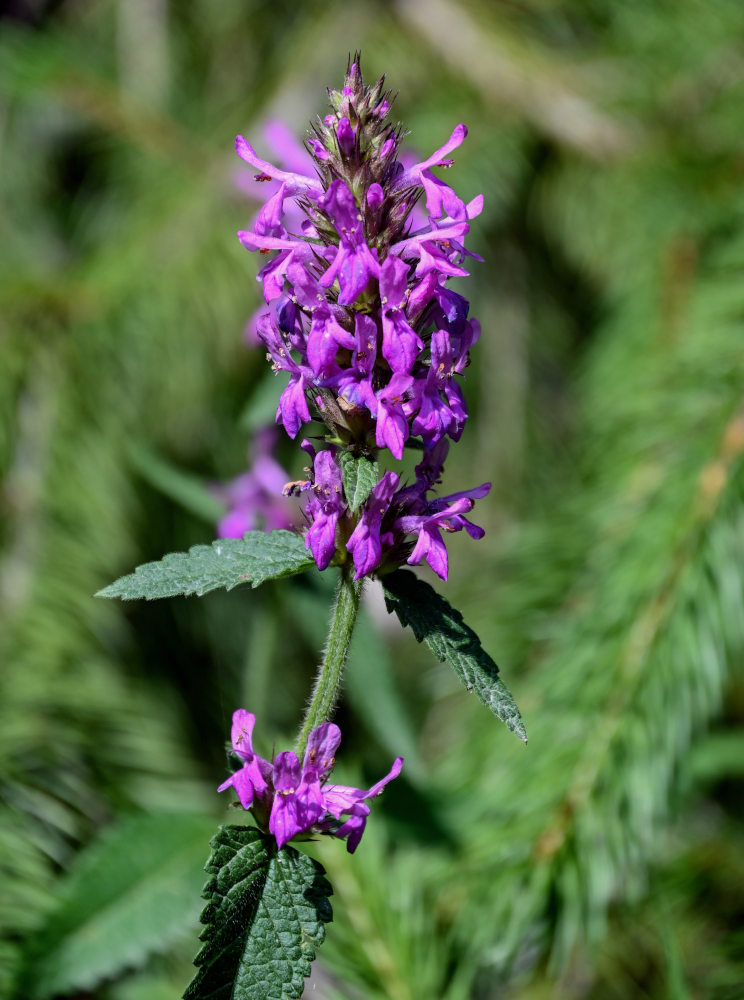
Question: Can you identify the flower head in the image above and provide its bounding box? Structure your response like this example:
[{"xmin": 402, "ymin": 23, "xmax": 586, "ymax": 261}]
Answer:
[
  {"xmin": 218, "ymin": 710, "xmax": 402, "ymax": 853},
  {"xmin": 234, "ymin": 54, "xmax": 490, "ymax": 580}
]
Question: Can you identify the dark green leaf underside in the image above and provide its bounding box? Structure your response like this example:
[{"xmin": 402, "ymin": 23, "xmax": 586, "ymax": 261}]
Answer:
[
  {"xmin": 97, "ymin": 530, "xmax": 314, "ymax": 601},
  {"xmin": 340, "ymin": 452, "xmax": 379, "ymax": 513},
  {"xmin": 184, "ymin": 826, "xmax": 332, "ymax": 1000},
  {"xmin": 383, "ymin": 569, "xmax": 527, "ymax": 742}
]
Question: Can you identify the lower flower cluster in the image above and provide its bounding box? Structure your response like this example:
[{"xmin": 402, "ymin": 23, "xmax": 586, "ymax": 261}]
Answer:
[
  {"xmin": 295, "ymin": 437, "xmax": 489, "ymax": 580},
  {"xmin": 218, "ymin": 709, "xmax": 402, "ymax": 853}
]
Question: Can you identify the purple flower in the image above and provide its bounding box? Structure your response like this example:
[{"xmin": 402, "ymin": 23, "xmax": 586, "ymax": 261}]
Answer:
[
  {"xmin": 233, "ymin": 59, "xmax": 490, "ymax": 580},
  {"xmin": 347, "ymin": 471, "xmax": 400, "ymax": 577},
  {"xmin": 328, "ymin": 313, "xmax": 378, "ymax": 413},
  {"xmin": 379, "ymin": 255, "xmax": 424, "ymax": 374},
  {"xmin": 375, "ymin": 374, "xmax": 414, "ymax": 459},
  {"xmin": 217, "ymin": 710, "xmax": 272, "ymax": 810},
  {"xmin": 393, "ymin": 123, "xmax": 469, "ymax": 219},
  {"xmin": 304, "ymin": 449, "xmax": 346, "ymax": 570},
  {"xmin": 320, "ymin": 758, "xmax": 403, "ymax": 853},
  {"xmin": 235, "ymin": 134, "xmax": 323, "ymax": 200},
  {"xmin": 257, "ymin": 313, "xmax": 315, "ymax": 438},
  {"xmin": 219, "ymin": 711, "xmax": 403, "ymax": 853},
  {"xmin": 318, "ymin": 179, "xmax": 380, "ymax": 305},
  {"xmin": 410, "ymin": 330, "xmax": 466, "ymax": 446},
  {"xmin": 289, "ymin": 262, "xmax": 355, "ymax": 377},
  {"xmin": 395, "ymin": 481, "xmax": 491, "ymax": 580},
  {"xmin": 270, "ymin": 750, "xmax": 327, "ymax": 849}
]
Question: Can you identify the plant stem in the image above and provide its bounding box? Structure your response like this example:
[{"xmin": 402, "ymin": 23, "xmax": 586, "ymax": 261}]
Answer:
[{"xmin": 297, "ymin": 566, "xmax": 364, "ymax": 758}]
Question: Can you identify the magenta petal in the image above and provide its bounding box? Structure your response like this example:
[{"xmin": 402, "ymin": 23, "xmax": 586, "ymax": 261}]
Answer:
[
  {"xmin": 298, "ymin": 779, "xmax": 326, "ymax": 825},
  {"xmin": 365, "ymin": 756, "xmax": 404, "ymax": 798},
  {"xmin": 270, "ymin": 793, "xmax": 302, "ymax": 848},
  {"xmin": 376, "ymin": 403, "xmax": 409, "ymax": 459},
  {"xmin": 367, "ymin": 183, "xmax": 384, "ymax": 210},
  {"xmin": 334, "ymin": 803, "xmax": 371, "ymax": 853},
  {"xmin": 269, "ymin": 767, "xmax": 326, "ymax": 848},
  {"xmin": 303, "ymin": 722, "xmax": 341, "ymax": 780},
  {"xmin": 231, "ymin": 710, "xmax": 257, "ymax": 757},
  {"xmin": 273, "ymin": 751, "xmax": 302, "ymax": 791},
  {"xmin": 235, "ymin": 134, "xmax": 322, "ymax": 198},
  {"xmin": 347, "ymin": 520, "xmax": 382, "ymax": 578},
  {"xmin": 231, "ymin": 766, "xmax": 259, "ymax": 809},
  {"xmin": 412, "ymin": 528, "xmax": 448, "ymax": 580},
  {"xmin": 305, "ymin": 511, "xmax": 338, "ymax": 570},
  {"xmin": 321, "ymin": 785, "xmax": 361, "ymax": 817}
]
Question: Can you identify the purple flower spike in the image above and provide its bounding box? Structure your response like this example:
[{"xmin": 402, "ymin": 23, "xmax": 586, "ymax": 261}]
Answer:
[{"xmin": 233, "ymin": 57, "xmax": 490, "ymax": 580}]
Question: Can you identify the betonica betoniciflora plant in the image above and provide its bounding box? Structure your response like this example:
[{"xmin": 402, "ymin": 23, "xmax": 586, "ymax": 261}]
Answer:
[{"xmin": 99, "ymin": 55, "xmax": 525, "ymax": 1000}]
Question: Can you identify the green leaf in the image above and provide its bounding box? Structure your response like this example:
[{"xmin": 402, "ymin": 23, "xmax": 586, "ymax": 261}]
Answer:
[
  {"xmin": 97, "ymin": 530, "xmax": 314, "ymax": 600},
  {"xmin": 382, "ymin": 570, "xmax": 527, "ymax": 742},
  {"xmin": 17, "ymin": 812, "xmax": 215, "ymax": 1000},
  {"xmin": 184, "ymin": 826, "xmax": 332, "ymax": 1000},
  {"xmin": 340, "ymin": 452, "xmax": 379, "ymax": 512}
]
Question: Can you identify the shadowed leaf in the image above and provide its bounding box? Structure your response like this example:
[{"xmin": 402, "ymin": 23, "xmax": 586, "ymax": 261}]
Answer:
[{"xmin": 382, "ymin": 570, "xmax": 527, "ymax": 742}]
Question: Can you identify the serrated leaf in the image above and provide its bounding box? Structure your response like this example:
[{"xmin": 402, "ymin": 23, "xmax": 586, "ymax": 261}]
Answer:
[
  {"xmin": 97, "ymin": 530, "xmax": 314, "ymax": 600},
  {"xmin": 17, "ymin": 812, "xmax": 215, "ymax": 1000},
  {"xmin": 184, "ymin": 826, "xmax": 332, "ymax": 1000},
  {"xmin": 340, "ymin": 452, "xmax": 379, "ymax": 512},
  {"xmin": 382, "ymin": 570, "xmax": 527, "ymax": 742}
]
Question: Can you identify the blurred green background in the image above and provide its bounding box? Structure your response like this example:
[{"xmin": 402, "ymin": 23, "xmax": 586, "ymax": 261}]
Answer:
[{"xmin": 2, "ymin": 0, "xmax": 744, "ymax": 997}]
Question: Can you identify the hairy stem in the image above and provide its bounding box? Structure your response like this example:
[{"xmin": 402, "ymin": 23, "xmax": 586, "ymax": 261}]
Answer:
[{"xmin": 297, "ymin": 566, "xmax": 364, "ymax": 757}]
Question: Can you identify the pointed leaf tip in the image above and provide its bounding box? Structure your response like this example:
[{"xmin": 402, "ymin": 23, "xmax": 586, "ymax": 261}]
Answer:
[
  {"xmin": 340, "ymin": 452, "xmax": 379, "ymax": 513},
  {"xmin": 382, "ymin": 569, "xmax": 527, "ymax": 742}
]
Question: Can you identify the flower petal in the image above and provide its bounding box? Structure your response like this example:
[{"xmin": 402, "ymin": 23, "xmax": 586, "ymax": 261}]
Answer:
[
  {"xmin": 303, "ymin": 722, "xmax": 342, "ymax": 781},
  {"xmin": 230, "ymin": 710, "xmax": 256, "ymax": 758}
]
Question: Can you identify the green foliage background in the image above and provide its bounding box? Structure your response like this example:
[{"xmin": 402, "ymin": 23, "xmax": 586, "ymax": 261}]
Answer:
[{"xmin": 1, "ymin": 0, "xmax": 743, "ymax": 997}]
